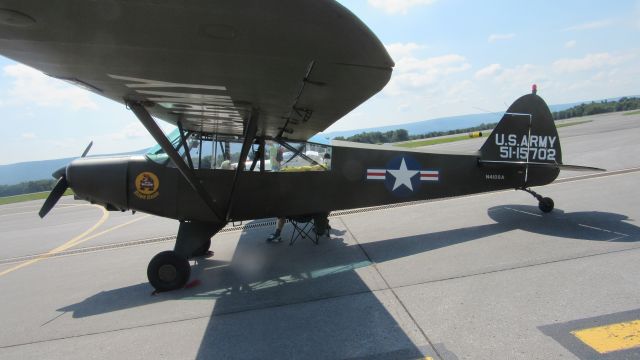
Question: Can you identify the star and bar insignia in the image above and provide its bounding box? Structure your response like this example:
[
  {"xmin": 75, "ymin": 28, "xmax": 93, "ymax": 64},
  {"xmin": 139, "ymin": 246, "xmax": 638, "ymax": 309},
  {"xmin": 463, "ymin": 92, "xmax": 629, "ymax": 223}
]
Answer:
[{"xmin": 366, "ymin": 156, "xmax": 439, "ymax": 196}]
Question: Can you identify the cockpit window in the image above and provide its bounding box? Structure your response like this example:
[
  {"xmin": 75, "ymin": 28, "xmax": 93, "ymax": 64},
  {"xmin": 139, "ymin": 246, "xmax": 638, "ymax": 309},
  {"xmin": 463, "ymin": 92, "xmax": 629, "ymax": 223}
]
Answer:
[{"xmin": 146, "ymin": 130, "xmax": 331, "ymax": 172}]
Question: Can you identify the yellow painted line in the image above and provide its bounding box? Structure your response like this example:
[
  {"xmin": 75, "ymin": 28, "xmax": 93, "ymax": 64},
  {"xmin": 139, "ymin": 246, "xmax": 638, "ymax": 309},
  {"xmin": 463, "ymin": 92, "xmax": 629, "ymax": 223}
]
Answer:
[
  {"xmin": 0, "ymin": 205, "xmax": 109, "ymax": 277},
  {"xmin": 63, "ymin": 214, "xmax": 151, "ymax": 250},
  {"xmin": 572, "ymin": 319, "xmax": 640, "ymax": 354}
]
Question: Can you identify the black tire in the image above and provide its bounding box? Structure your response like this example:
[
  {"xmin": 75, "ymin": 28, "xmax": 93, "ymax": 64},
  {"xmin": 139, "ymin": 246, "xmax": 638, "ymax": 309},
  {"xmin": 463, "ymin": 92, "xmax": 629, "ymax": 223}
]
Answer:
[
  {"xmin": 191, "ymin": 238, "xmax": 212, "ymax": 257},
  {"xmin": 147, "ymin": 251, "xmax": 191, "ymax": 292},
  {"xmin": 538, "ymin": 197, "xmax": 554, "ymax": 213}
]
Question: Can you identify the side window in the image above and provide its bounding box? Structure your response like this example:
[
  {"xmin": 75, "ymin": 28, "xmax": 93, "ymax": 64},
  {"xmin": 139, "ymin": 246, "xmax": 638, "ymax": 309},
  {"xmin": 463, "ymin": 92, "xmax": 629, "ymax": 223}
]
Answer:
[
  {"xmin": 148, "ymin": 131, "xmax": 332, "ymax": 172},
  {"xmin": 180, "ymin": 133, "xmax": 203, "ymax": 169},
  {"xmin": 276, "ymin": 141, "xmax": 331, "ymax": 172}
]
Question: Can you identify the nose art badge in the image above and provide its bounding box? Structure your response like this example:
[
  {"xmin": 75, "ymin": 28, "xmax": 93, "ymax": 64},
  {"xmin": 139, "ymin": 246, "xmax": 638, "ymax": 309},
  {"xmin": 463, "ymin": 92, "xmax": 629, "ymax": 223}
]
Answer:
[{"xmin": 134, "ymin": 172, "xmax": 160, "ymax": 200}]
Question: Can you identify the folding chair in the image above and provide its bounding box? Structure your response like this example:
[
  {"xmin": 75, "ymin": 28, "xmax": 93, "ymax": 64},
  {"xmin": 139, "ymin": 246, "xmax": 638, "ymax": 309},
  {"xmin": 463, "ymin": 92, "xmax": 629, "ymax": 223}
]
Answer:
[{"xmin": 288, "ymin": 215, "xmax": 319, "ymax": 245}]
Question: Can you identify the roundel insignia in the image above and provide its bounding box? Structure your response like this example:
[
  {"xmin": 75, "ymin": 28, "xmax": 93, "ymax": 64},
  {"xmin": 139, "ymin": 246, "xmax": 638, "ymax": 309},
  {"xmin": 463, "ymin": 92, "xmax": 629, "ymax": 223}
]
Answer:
[
  {"xmin": 383, "ymin": 156, "xmax": 422, "ymax": 197},
  {"xmin": 366, "ymin": 155, "xmax": 439, "ymax": 198},
  {"xmin": 134, "ymin": 172, "xmax": 160, "ymax": 200}
]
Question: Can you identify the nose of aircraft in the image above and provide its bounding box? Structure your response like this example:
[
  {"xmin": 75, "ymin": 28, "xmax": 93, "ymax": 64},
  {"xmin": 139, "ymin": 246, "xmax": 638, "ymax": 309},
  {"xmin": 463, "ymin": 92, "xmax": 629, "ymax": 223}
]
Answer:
[{"xmin": 67, "ymin": 157, "xmax": 129, "ymax": 210}]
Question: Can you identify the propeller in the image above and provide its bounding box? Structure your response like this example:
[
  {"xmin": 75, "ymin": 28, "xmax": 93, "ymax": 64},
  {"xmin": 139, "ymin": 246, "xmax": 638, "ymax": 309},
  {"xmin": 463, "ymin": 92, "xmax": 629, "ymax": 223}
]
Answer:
[{"xmin": 39, "ymin": 141, "xmax": 93, "ymax": 218}]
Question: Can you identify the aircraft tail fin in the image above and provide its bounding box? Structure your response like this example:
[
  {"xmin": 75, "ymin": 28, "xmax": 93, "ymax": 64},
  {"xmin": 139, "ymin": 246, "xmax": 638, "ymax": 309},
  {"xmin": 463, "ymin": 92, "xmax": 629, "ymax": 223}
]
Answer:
[{"xmin": 480, "ymin": 91, "xmax": 562, "ymax": 165}]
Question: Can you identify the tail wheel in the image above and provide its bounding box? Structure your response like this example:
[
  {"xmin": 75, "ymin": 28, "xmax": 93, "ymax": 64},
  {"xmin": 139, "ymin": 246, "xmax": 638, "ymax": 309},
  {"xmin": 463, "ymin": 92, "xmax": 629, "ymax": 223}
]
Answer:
[
  {"xmin": 147, "ymin": 251, "xmax": 190, "ymax": 292},
  {"xmin": 538, "ymin": 197, "xmax": 554, "ymax": 213}
]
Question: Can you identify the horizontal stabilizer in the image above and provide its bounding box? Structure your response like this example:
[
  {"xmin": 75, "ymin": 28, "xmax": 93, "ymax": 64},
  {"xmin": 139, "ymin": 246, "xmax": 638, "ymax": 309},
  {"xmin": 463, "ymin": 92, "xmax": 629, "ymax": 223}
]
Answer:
[{"xmin": 479, "ymin": 160, "xmax": 605, "ymax": 172}]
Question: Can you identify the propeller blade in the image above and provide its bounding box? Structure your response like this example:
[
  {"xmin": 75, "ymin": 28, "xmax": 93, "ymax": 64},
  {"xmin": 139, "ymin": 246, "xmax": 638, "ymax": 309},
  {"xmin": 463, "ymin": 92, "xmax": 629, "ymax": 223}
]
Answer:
[
  {"xmin": 51, "ymin": 165, "xmax": 66, "ymax": 179},
  {"xmin": 81, "ymin": 141, "xmax": 93, "ymax": 158},
  {"xmin": 39, "ymin": 177, "xmax": 69, "ymax": 218}
]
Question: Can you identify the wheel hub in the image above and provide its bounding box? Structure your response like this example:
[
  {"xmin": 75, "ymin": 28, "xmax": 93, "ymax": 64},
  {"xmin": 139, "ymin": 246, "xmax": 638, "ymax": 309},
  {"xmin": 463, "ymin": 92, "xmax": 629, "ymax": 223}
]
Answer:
[{"xmin": 158, "ymin": 264, "xmax": 177, "ymax": 282}]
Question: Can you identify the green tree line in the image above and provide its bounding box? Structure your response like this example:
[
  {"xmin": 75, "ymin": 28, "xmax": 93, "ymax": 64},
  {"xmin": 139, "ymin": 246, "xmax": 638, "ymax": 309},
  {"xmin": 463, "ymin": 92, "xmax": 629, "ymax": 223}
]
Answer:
[
  {"xmin": 0, "ymin": 179, "xmax": 57, "ymax": 197},
  {"xmin": 334, "ymin": 123, "xmax": 496, "ymax": 144},
  {"xmin": 552, "ymin": 97, "xmax": 640, "ymax": 119},
  {"xmin": 334, "ymin": 129, "xmax": 410, "ymax": 144}
]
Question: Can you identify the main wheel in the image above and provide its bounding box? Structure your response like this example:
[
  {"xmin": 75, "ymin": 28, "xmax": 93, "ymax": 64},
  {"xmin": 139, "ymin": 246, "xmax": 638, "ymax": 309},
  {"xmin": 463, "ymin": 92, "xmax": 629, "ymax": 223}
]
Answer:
[
  {"xmin": 147, "ymin": 251, "xmax": 191, "ymax": 292},
  {"xmin": 191, "ymin": 238, "xmax": 212, "ymax": 257},
  {"xmin": 538, "ymin": 197, "xmax": 554, "ymax": 213}
]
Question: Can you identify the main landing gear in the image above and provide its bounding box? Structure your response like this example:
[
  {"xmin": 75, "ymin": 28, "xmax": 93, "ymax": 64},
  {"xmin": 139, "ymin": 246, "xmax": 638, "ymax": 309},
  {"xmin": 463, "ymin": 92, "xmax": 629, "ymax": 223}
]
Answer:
[
  {"xmin": 147, "ymin": 221, "xmax": 224, "ymax": 292},
  {"xmin": 522, "ymin": 188, "xmax": 554, "ymax": 213}
]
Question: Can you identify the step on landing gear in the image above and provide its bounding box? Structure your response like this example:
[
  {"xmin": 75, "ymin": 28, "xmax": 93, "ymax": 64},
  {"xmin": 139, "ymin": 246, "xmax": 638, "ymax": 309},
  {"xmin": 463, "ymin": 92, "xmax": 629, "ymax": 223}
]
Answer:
[
  {"xmin": 522, "ymin": 188, "xmax": 554, "ymax": 213},
  {"xmin": 147, "ymin": 221, "xmax": 224, "ymax": 292}
]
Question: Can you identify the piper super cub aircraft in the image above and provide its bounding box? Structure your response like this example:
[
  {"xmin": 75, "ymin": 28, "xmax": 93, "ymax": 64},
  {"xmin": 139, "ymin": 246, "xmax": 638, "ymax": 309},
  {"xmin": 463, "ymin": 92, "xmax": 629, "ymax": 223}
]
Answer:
[{"xmin": 0, "ymin": 1, "xmax": 602, "ymax": 291}]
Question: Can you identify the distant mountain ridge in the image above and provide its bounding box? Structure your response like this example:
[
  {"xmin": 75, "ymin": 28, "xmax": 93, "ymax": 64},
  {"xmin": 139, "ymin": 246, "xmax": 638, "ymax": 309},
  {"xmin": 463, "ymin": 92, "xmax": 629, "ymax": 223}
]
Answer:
[
  {"xmin": 0, "ymin": 149, "xmax": 146, "ymax": 186},
  {"xmin": 320, "ymin": 101, "xmax": 588, "ymax": 139},
  {"xmin": 1, "ymin": 96, "xmax": 633, "ymax": 185}
]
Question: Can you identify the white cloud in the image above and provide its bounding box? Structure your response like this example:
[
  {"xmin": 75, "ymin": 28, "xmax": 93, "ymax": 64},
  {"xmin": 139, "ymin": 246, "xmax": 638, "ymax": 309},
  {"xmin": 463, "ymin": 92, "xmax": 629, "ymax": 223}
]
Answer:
[
  {"xmin": 385, "ymin": 51, "xmax": 471, "ymax": 96},
  {"xmin": 495, "ymin": 64, "xmax": 543, "ymax": 83},
  {"xmin": 474, "ymin": 64, "xmax": 502, "ymax": 79},
  {"xmin": 20, "ymin": 132, "xmax": 36, "ymax": 140},
  {"xmin": 368, "ymin": 0, "xmax": 437, "ymax": 14},
  {"xmin": 563, "ymin": 19, "xmax": 612, "ymax": 31},
  {"xmin": 2, "ymin": 64, "xmax": 97, "ymax": 110},
  {"xmin": 386, "ymin": 42, "xmax": 425, "ymax": 60},
  {"xmin": 484, "ymin": 64, "xmax": 548, "ymax": 96},
  {"xmin": 564, "ymin": 40, "xmax": 577, "ymax": 48},
  {"xmin": 553, "ymin": 52, "xmax": 633, "ymax": 73},
  {"xmin": 111, "ymin": 122, "xmax": 148, "ymax": 141},
  {"xmin": 487, "ymin": 33, "xmax": 516, "ymax": 43},
  {"xmin": 446, "ymin": 80, "xmax": 473, "ymax": 97}
]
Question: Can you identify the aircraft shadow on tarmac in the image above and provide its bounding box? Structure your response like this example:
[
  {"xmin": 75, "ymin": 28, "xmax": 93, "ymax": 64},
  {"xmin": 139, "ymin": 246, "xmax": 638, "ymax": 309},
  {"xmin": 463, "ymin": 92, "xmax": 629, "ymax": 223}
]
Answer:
[
  {"xmin": 57, "ymin": 207, "xmax": 639, "ymax": 359},
  {"xmin": 487, "ymin": 205, "xmax": 639, "ymax": 242}
]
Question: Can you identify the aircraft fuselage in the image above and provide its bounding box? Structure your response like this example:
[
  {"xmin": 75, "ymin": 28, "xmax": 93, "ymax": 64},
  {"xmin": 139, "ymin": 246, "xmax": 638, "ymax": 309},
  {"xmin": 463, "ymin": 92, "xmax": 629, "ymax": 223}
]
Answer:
[{"xmin": 67, "ymin": 143, "xmax": 559, "ymax": 223}]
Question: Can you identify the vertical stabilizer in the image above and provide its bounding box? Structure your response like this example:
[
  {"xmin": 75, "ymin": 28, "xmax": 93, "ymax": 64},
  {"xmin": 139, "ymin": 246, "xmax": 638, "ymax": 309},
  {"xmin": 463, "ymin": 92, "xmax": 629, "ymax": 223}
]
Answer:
[{"xmin": 480, "ymin": 93, "xmax": 562, "ymax": 165}]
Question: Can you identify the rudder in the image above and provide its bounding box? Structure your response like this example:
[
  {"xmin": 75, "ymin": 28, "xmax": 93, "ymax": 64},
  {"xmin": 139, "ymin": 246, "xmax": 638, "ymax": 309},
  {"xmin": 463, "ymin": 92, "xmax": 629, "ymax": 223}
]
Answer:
[{"xmin": 480, "ymin": 93, "xmax": 562, "ymax": 165}]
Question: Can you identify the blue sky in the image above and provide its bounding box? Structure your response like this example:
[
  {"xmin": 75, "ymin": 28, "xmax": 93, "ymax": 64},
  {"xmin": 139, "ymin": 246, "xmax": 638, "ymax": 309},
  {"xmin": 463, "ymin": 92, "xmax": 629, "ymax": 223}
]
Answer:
[{"xmin": 1, "ymin": 0, "xmax": 639, "ymax": 164}]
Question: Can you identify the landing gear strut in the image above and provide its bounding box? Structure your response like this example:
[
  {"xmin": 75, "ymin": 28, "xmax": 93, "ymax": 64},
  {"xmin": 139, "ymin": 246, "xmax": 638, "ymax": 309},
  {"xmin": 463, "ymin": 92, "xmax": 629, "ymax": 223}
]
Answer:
[
  {"xmin": 522, "ymin": 188, "xmax": 554, "ymax": 213},
  {"xmin": 147, "ymin": 221, "xmax": 224, "ymax": 292}
]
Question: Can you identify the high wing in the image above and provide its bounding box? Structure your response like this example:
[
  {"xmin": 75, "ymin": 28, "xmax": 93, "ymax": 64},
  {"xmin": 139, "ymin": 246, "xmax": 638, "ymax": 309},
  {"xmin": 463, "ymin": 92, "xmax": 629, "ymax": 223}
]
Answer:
[{"xmin": 0, "ymin": 1, "xmax": 393, "ymax": 140}]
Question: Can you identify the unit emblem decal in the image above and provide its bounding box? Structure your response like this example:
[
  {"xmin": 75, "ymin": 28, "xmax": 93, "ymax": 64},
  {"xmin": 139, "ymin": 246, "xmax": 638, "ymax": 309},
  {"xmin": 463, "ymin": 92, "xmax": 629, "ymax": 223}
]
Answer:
[{"xmin": 134, "ymin": 172, "xmax": 160, "ymax": 200}]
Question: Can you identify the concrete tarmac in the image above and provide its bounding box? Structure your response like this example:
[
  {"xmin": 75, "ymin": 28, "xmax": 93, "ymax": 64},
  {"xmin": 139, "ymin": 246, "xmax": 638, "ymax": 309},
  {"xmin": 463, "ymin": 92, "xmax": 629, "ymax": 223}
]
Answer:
[{"xmin": 0, "ymin": 110, "xmax": 639, "ymax": 359}]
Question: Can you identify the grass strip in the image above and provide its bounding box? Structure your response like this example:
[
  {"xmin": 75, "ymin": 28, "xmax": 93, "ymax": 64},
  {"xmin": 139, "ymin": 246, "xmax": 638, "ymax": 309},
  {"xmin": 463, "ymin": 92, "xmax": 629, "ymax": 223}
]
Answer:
[
  {"xmin": 0, "ymin": 189, "xmax": 74, "ymax": 205},
  {"xmin": 395, "ymin": 134, "xmax": 484, "ymax": 148},
  {"xmin": 556, "ymin": 120, "xmax": 592, "ymax": 128}
]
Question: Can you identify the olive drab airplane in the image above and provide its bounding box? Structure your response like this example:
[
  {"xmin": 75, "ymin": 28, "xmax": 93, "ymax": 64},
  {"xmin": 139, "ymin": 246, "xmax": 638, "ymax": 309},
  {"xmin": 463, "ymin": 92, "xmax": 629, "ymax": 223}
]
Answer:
[{"xmin": 0, "ymin": 1, "xmax": 603, "ymax": 291}]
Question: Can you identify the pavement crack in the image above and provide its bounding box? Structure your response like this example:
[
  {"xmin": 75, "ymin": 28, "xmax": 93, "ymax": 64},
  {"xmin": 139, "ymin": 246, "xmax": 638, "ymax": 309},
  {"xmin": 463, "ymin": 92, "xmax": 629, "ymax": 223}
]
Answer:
[
  {"xmin": 338, "ymin": 216, "xmax": 444, "ymax": 360},
  {"xmin": 0, "ymin": 287, "xmax": 383, "ymax": 350},
  {"xmin": 40, "ymin": 311, "xmax": 67, "ymax": 327}
]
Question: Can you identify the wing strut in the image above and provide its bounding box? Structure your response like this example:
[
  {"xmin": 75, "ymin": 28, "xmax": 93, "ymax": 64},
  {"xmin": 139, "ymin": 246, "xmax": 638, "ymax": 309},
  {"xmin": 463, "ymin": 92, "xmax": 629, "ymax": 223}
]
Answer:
[
  {"xmin": 224, "ymin": 109, "xmax": 259, "ymax": 221},
  {"xmin": 126, "ymin": 100, "xmax": 224, "ymax": 222},
  {"xmin": 177, "ymin": 120, "xmax": 194, "ymax": 170}
]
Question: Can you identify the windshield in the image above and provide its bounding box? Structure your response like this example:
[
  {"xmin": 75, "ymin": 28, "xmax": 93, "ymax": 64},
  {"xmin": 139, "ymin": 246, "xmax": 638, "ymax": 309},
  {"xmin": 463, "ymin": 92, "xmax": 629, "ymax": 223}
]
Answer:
[
  {"xmin": 145, "ymin": 128, "xmax": 182, "ymax": 165},
  {"xmin": 145, "ymin": 130, "xmax": 244, "ymax": 169}
]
